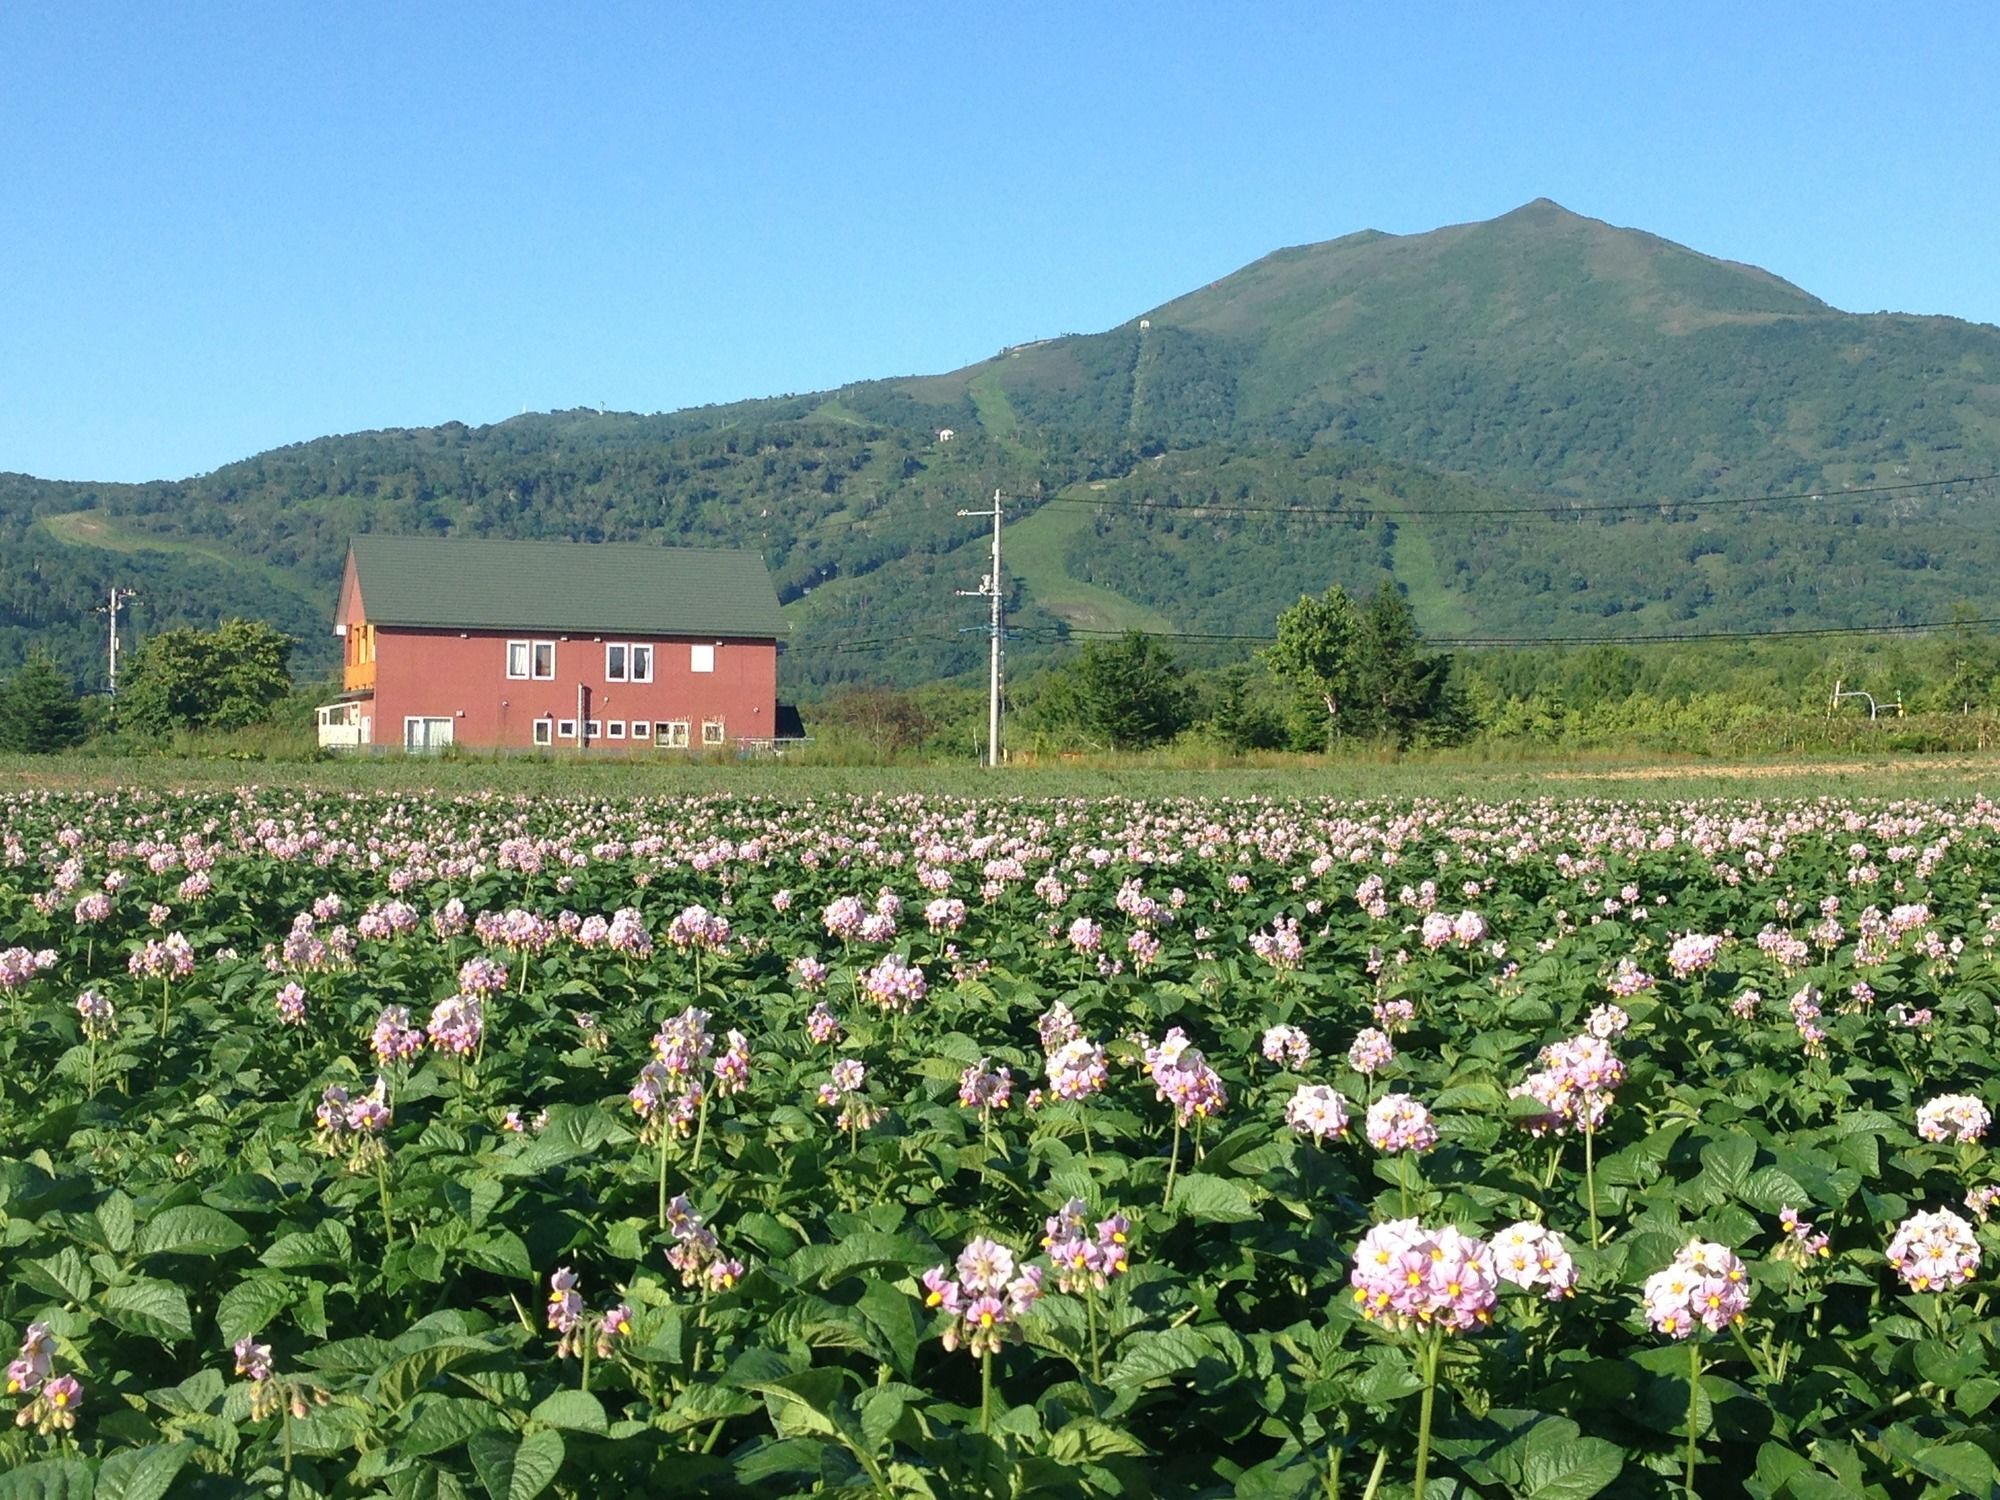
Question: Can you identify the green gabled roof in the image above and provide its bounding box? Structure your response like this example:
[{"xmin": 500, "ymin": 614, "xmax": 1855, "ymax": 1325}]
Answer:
[{"xmin": 348, "ymin": 536, "xmax": 789, "ymax": 639}]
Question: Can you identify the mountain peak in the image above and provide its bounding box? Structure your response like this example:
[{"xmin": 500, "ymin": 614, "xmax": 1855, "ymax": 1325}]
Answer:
[{"xmin": 1490, "ymin": 197, "xmax": 1586, "ymax": 224}]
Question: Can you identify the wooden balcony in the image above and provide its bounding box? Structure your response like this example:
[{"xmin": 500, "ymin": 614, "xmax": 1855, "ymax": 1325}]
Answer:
[{"xmin": 344, "ymin": 660, "xmax": 376, "ymax": 692}]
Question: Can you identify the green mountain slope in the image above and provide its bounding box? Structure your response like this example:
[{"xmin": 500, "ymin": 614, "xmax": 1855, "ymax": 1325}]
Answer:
[{"xmin": 5, "ymin": 200, "xmax": 1999, "ymax": 694}]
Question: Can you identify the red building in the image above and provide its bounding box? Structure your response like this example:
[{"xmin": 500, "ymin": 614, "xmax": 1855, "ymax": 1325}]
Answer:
[{"xmin": 318, "ymin": 536, "xmax": 790, "ymax": 752}]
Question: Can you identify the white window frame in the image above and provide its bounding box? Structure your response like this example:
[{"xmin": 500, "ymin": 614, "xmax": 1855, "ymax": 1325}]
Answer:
[
  {"xmin": 586, "ymin": 719, "xmax": 602, "ymax": 740},
  {"xmin": 403, "ymin": 716, "xmax": 454, "ymax": 752},
  {"xmin": 607, "ymin": 720, "xmax": 626, "ymax": 740},
  {"xmin": 507, "ymin": 640, "xmax": 532, "ymax": 680},
  {"xmin": 659, "ymin": 720, "xmax": 690, "ymax": 748},
  {"xmin": 532, "ymin": 718, "xmax": 553, "ymax": 747},
  {"xmin": 702, "ymin": 718, "xmax": 726, "ymax": 746},
  {"xmin": 605, "ymin": 643, "xmax": 628, "ymax": 682},
  {"xmin": 690, "ymin": 643, "xmax": 716, "ymax": 674},
  {"xmin": 628, "ymin": 643, "xmax": 654, "ymax": 682},
  {"xmin": 556, "ymin": 719, "xmax": 577, "ymax": 741},
  {"xmin": 531, "ymin": 641, "xmax": 556, "ymax": 680},
  {"xmin": 632, "ymin": 720, "xmax": 651, "ymax": 740}
]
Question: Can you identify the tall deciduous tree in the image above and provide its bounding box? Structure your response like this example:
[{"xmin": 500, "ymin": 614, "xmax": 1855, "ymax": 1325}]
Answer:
[
  {"xmin": 0, "ymin": 649, "xmax": 88, "ymax": 753},
  {"xmin": 118, "ymin": 619, "xmax": 295, "ymax": 735},
  {"xmin": 1260, "ymin": 586, "xmax": 1362, "ymax": 750},
  {"xmin": 1355, "ymin": 583, "xmax": 1455, "ymax": 746}
]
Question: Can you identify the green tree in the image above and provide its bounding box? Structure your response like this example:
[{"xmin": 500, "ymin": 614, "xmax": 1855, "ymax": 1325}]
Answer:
[
  {"xmin": 1037, "ymin": 632, "xmax": 1194, "ymax": 749},
  {"xmin": 118, "ymin": 618, "xmax": 295, "ymax": 735},
  {"xmin": 1260, "ymin": 585, "xmax": 1362, "ymax": 750},
  {"xmin": 1355, "ymin": 583, "xmax": 1457, "ymax": 746},
  {"xmin": 0, "ymin": 649, "xmax": 88, "ymax": 753}
]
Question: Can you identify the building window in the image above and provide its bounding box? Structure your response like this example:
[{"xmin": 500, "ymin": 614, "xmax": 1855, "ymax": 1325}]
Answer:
[
  {"xmin": 606, "ymin": 642, "xmax": 655, "ymax": 682},
  {"xmin": 532, "ymin": 641, "xmax": 556, "ymax": 679},
  {"xmin": 586, "ymin": 720, "xmax": 602, "ymax": 740},
  {"xmin": 632, "ymin": 720, "xmax": 651, "ymax": 740},
  {"xmin": 606, "ymin": 643, "xmax": 627, "ymax": 681},
  {"xmin": 507, "ymin": 640, "xmax": 531, "ymax": 679},
  {"xmin": 658, "ymin": 720, "xmax": 689, "ymax": 748},
  {"xmin": 629, "ymin": 643, "xmax": 653, "ymax": 682},
  {"xmin": 533, "ymin": 718, "xmax": 553, "ymax": 747},
  {"xmin": 702, "ymin": 718, "xmax": 725, "ymax": 746},
  {"xmin": 557, "ymin": 719, "xmax": 577, "ymax": 740},
  {"xmin": 607, "ymin": 720, "xmax": 626, "ymax": 740},
  {"xmin": 690, "ymin": 643, "xmax": 716, "ymax": 674}
]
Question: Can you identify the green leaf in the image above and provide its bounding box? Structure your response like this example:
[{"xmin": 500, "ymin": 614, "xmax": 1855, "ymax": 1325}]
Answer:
[
  {"xmin": 215, "ymin": 1277, "xmax": 294, "ymax": 1343},
  {"xmin": 467, "ymin": 1428, "xmax": 565, "ymax": 1500},
  {"xmin": 856, "ymin": 1278, "xmax": 918, "ymax": 1380},
  {"xmin": 374, "ymin": 1340, "xmax": 492, "ymax": 1411},
  {"xmin": 459, "ymin": 1231, "xmax": 535, "ymax": 1282},
  {"xmin": 1908, "ymin": 1442, "xmax": 1998, "ymax": 1493},
  {"xmin": 1105, "ymin": 1326, "xmax": 1214, "ymax": 1390},
  {"xmin": 96, "ymin": 1191, "xmax": 134, "ymax": 1255},
  {"xmin": 1519, "ymin": 1436, "xmax": 1623, "ymax": 1498},
  {"xmin": 0, "ymin": 1459, "xmax": 95, "ymax": 1500},
  {"xmin": 99, "ymin": 1279, "xmax": 194, "ymax": 1342},
  {"xmin": 1168, "ymin": 1172, "xmax": 1260, "ymax": 1223},
  {"xmin": 21, "ymin": 1248, "xmax": 92, "ymax": 1306},
  {"xmin": 93, "ymin": 1442, "xmax": 195, "ymax": 1500},
  {"xmin": 400, "ymin": 1395, "xmax": 510, "ymax": 1457},
  {"xmin": 136, "ymin": 1204, "xmax": 249, "ymax": 1258},
  {"xmin": 529, "ymin": 1389, "xmax": 608, "ymax": 1435},
  {"xmin": 1701, "ymin": 1135, "xmax": 1756, "ymax": 1199}
]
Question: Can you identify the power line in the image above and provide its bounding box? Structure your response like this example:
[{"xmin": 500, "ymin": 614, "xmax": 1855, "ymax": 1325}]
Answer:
[
  {"xmin": 1033, "ymin": 471, "xmax": 1995, "ymax": 522},
  {"xmin": 1012, "ymin": 613, "xmax": 2000, "ymax": 650}
]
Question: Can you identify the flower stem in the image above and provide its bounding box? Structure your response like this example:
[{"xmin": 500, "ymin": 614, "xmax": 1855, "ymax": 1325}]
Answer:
[
  {"xmin": 579, "ymin": 1339, "xmax": 592, "ymax": 1392},
  {"xmin": 1413, "ymin": 1332, "xmax": 1441, "ymax": 1500},
  {"xmin": 691, "ymin": 1091, "xmax": 710, "ymax": 1173},
  {"xmin": 656, "ymin": 1127, "xmax": 672, "ymax": 1230},
  {"xmin": 1086, "ymin": 1284, "xmax": 1102, "ymax": 1382},
  {"xmin": 376, "ymin": 1156, "xmax": 394, "ymax": 1244},
  {"xmin": 1584, "ymin": 1120, "xmax": 1600, "ymax": 1247},
  {"xmin": 1684, "ymin": 1339, "xmax": 1703, "ymax": 1497},
  {"xmin": 1164, "ymin": 1116, "xmax": 1183, "ymax": 1208},
  {"xmin": 980, "ymin": 1348, "xmax": 993, "ymax": 1437}
]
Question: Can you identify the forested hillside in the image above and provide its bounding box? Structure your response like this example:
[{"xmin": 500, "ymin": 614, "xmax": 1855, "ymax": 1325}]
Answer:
[{"xmin": 4, "ymin": 199, "xmax": 1997, "ymax": 694}]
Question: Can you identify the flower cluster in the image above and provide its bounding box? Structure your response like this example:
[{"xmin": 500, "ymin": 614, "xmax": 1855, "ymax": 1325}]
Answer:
[
  {"xmin": 711, "ymin": 1029, "xmax": 752, "ymax": 1096},
  {"xmin": 1666, "ymin": 932, "xmax": 1725, "ymax": 979},
  {"xmin": 858, "ymin": 952, "xmax": 927, "ymax": 1012},
  {"xmin": 1045, "ymin": 1036, "xmax": 1107, "ymax": 1102},
  {"xmin": 1349, "ymin": 1220, "xmax": 1497, "ymax": 1331},
  {"xmin": 921, "ymin": 1237, "xmax": 1043, "ymax": 1356},
  {"xmin": 1915, "ymin": 1094, "xmax": 1992, "ymax": 1144},
  {"xmin": 74, "ymin": 988, "xmax": 116, "ymax": 1040},
  {"xmin": 667, "ymin": 904, "xmax": 731, "ymax": 953},
  {"xmin": 274, "ymin": 981, "xmax": 307, "ymax": 1026},
  {"xmin": 1041, "ymin": 1198, "xmax": 1131, "ymax": 1293},
  {"xmin": 958, "ymin": 1057, "xmax": 1013, "ymax": 1112},
  {"xmin": 8, "ymin": 1323, "xmax": 81, "ymax": 1435},
  {"xmin": 1886, "ymin": 1209, "xmax": 1981, "ymax": 1292},
  {"xmin": 1365, "ymin": 1093, "xmax": 1438, "ymax": 1154},
  {"xmin": 546, "ymin": 1266, "xmax": 635, "ymax": 1359},
  {"xmin": 1774, "ymin": 1206, "xmax": 1832, "ymax": 1265},
  {"xmin": 128, "ymin": 932, "xmax": 195, "ymax": 981},
  {"xmin": 1348, "ymin": 1027, "xmax": 1396, "ymax": 1076},
  {"xmin": 1251, "ymin": 917, "xmax": 1304, "ymax": 970},
  {"xmin": 1143, "ymin": 1028, "xmax": 1228, "ymax": 1125},
  {"xmin": 1260, "ymin": 1024, "xmax": 1311, "ymax": 1069},
  {"xmin": 0, "ymin": 947, "xmax": 58, "ymax": 992},
  {"xmin": 426, "ymin": 993, "xmax": 484, "ymax": 1056},
  {"xmin": 817, "ymin": 1058, "xmax": 884, "ymax": 1133},
  {"xmin": 1641, "ymin": 1240, "xmax": 1752, "ymax": 1338},
  {"xmin": 1490, "ymin": 1222, "xmax": 1577, "ymax": 1299},
  {"xmin": 370, "ymin": 1005, "xmax": 425, "ymax": 1066},
  {"xmin": 664, "ymin": 1195, "xmax": 745, "ymax": 1292},
  {"xmin": 314, "ymin": 1077, "xmax": 393, "ymax": 1157},
  {"xmin": 804, "ymin": 999, "xmax": 841, "ymax": 1043},
  {"xmin": 1509, "ymin": 1034, "xmax": 1625, "ymax": 1136},
  {"xmin": 1284, "ymin": 1083, "xmax": 1351, "ymax": 1143}
]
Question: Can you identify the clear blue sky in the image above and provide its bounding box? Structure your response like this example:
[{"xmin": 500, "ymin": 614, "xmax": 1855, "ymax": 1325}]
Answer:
[{"xmin": 4, "ymin": 2, "xmax": 1995, "ymax": 482}]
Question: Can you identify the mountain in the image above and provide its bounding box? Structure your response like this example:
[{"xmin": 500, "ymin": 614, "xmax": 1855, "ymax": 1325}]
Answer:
[{"xmin": 5, "ymin": 200, "xmax": 1999, "ymax": 695}]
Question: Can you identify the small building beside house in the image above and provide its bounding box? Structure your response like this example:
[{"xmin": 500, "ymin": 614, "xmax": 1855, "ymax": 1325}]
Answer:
[{"xmin": 322, "ymin": 536, "xmax": 790, "ymax": 753}]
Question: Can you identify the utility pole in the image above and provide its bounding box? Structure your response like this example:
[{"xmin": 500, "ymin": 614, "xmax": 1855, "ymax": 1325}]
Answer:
[
  {"xmin": 956, "ymin": 489, "xmax": 1005, "ymax": 767},
  {"xmin": 98, "ymin": 586, "xmax": 138, "ymax": 697}
]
